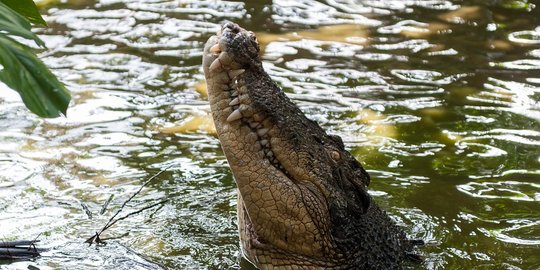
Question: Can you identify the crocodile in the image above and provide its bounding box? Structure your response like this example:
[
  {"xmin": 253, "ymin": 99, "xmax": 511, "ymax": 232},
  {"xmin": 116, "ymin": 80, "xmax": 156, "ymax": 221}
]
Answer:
[{"xmin": 202, "ymin": 23, "xmax": 421, "ymax": 270}]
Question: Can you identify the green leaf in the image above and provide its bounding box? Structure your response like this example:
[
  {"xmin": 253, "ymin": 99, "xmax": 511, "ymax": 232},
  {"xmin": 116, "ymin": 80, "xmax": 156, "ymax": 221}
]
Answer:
[
  {"xmin": 0, "ymin": 35, "xmax": 70, "ymax": 117},
  {"xmin": 0, "ymin": 2, "xmax": 45, "ymax": 47},
  {"xmin": 0, "ymin": 0, "xmax": 47, "ymax": 26}
]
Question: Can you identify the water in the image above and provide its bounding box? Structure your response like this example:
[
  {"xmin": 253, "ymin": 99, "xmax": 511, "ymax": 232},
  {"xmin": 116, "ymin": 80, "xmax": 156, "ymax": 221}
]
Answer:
[{"xmin": 1, "ymin": 0, "xmax": 539, "ymax": 269}]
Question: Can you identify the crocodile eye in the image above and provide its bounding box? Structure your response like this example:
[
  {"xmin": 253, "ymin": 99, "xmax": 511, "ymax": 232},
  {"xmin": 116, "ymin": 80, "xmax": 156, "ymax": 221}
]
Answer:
[
  {"xmin": 330, "ymin": 150, "xmax": 341, "ymax": 161},
  {"xmin": 248, "ymin": 31, "xmax": 258, "ymax": 44}
]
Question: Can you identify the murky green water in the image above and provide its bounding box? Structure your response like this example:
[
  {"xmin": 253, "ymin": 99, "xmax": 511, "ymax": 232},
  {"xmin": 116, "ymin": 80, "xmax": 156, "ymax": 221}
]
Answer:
[{"xmin": 1, "ymin": 0, "xmax": 539, "ymax": 269}]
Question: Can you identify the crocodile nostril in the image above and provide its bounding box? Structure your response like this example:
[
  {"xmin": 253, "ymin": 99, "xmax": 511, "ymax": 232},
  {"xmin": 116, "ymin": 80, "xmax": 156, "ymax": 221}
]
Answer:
[
  {"xmin": 223, "ymin": 22, "xmax": 234, "ymax": 29},
  {"xmin": 223, "ymin": 22, "xmax": 239, "ymax": 33}
]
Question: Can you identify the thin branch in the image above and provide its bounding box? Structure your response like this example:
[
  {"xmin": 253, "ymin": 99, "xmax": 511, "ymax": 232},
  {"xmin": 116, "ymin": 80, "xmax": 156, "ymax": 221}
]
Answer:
[
  {"xmin": 100, "ymin": 194, "xmax": 114, "ymax": 215},
  {"xmin": 85, "ymin": 164, "xmax": 174, "ymax": 244},
  {"xmin": 100, "ymin": 164, "xmax": 173, "ymax": 234},
  {"xmin": 101, "ymin": 199, "xmax": 169, "ymax": 233}
]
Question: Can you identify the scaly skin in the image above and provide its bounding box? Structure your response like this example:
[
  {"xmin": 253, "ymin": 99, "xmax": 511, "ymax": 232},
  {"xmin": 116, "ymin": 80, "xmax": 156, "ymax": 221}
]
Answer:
[{"xmin": 203, "ymin": 23, "xmax": 419, "ymax": 270}]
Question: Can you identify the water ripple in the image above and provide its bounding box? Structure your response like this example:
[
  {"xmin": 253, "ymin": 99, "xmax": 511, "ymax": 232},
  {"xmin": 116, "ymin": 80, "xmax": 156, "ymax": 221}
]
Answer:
[
  {"xmin": 508, "ymin": 27, "xmax": 540, "ymax": 45},
  {"xmin": 479, "ymin": 219, "xmax": 540, "ymax": 245},
  {"xmin": 390, "ymin": 69, "xmax": 466, "ymax": 85},
  {"xmin": 126, "ymin": 0, "xmax": 246, "ymax": 18},
  {"xmin": 272, "ymin": 0, "xmax": 380, "ymax": 26},
  {"xmin": 458, "ymin": 181, "xmax": 540, "ymax": 201}
]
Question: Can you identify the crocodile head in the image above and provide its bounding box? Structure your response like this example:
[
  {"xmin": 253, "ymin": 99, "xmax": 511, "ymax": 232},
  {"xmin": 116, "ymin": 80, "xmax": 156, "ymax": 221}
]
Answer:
[{"xmin": 203, "ymin": 23, "xmax": 413, "ymax": 269}]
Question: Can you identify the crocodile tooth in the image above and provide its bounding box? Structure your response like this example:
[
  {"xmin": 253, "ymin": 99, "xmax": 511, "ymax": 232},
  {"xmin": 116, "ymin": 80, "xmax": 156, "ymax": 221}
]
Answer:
[
  {"xmin": 257, "ymin": 128, "xmax": 268, "ymax": 136},
  {"xmin": 219, "ymin": 51, "xmax": 233, "ymax": 65},
  {"xmin": 209, "ymin": 58, "xmax": 222, "ymax": 72},
  {"xmin": 209, "ymin": 44, "xmax": 221, "ymax": 54},
  {"xmin": 227, "ymin": 108, "xmax": 243, "ymax": 122},
  {"xmin": 230, "ymin": 62, "xmax": 243, "ymax": 70},
  {"xmin": 228, "ymin": 69, "xmax": 245, "ymax": 79},
  {"xmin": 229, "ymin": 97, "xmax": 240, "ymax": 106},
  {"xmin": 239, "ymin": 93, "xmax": 252, "ymax": 104},
  {"xmin": 249, "ymin": 121, "xmax": 260, "ymax": 128},
  {"xmin": 260, "ymin": 139, "xmax": 268, "ymax": 146},
  {"xmin": 266, "ymin": 150, "xmax": 274, "ymax": 158},
  {"xmin": 230, "ymin": 90, "xmax": 238, "ymax": 98},
  {"xmin": 239, "ymin": 104, "xmax": 253, "ymax": 117}
]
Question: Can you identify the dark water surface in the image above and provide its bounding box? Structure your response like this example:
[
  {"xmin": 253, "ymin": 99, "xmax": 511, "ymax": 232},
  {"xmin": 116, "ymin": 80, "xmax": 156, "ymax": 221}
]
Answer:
[{"xmin": 1, "ymin": 0, "xmax": 539, "ymax": 269}]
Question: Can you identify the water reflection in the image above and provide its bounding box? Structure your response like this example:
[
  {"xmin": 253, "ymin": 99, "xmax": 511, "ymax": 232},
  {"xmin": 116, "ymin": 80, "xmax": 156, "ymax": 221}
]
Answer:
[
  {"xmin": 0, "ymin": 0, "xmax": 539, "ymax": 269},
  {"xmin": 458, "ymin": 180, "xmax": 540, "ymax": 201}
]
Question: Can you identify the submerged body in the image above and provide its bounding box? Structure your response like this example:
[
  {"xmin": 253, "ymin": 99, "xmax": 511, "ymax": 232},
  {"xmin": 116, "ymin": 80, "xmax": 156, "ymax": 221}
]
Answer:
[{"xmin": 203, "ymin": 23, "xmax": 419, "ymax": 269}]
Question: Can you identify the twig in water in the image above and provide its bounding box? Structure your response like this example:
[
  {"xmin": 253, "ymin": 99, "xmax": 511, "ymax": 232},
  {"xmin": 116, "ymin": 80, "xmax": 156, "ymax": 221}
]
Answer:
[
  {"xmin": 100, "ymin": 194, "xmax": 114, "ymax": 215},
  {"xmin": 100, "ymin": 199, "xmax": 169, "ymax": 234},
  {"xmin": 81, "ymin": 202, "xmax": 93, "ymax": 219},
  {"xmin": 85, "ymin": 164, "xmax": 174, "ymax": 244}
]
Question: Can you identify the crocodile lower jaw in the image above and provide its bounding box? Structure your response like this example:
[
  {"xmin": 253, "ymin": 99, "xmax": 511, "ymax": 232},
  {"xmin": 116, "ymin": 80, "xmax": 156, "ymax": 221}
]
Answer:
[{"xmin": 203, "ymin": 39, "xmax": 287, "ymax": 174}]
